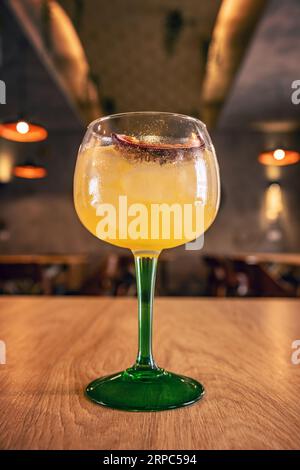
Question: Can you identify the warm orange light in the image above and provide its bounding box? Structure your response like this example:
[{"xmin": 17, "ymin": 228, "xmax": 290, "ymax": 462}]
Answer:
[
  {"xmin": 14, "ymin": 164, "xmax": 47, "ymax": 179},
  {"xmin": 0, "ymin": 121, "xmax": 48, "ymax": 142},
  {"xmin": 273, "ymin": 149, "xmax": 285, "ymax": 161},
  {"xmin": 0, "ymin": 151, "xmax": 14, "ymax": 183},
  {"xmin": 16, "ymin": 120, "xmax": 30, "ymax": 135},
  {"xmin": 258, "ymin": 148, "xmax": 300, "ymax": 166},
  {"xmin": 265, "ymin": 183, "xmax": 283, "ymax": 221}
]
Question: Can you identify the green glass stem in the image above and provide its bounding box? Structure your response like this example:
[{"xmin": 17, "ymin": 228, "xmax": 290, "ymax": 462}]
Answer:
[
  {"xmin": 134, "ymin": 254, "xmax": 159, "ymax": 370},
  {"xmin": 85, "ymin": 251, "xmax": 205, "ymax": 411}
]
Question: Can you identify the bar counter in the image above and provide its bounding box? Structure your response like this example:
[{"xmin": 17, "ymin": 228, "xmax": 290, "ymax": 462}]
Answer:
[{"xmin": 0, "ymin": 297, "xmax": 299, "ymax": 450}]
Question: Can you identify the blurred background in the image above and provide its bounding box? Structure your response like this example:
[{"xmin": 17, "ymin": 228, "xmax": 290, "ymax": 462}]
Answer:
[{"xmin": 0, "ymin": 0, "xmax": 299, "ymax": 297}]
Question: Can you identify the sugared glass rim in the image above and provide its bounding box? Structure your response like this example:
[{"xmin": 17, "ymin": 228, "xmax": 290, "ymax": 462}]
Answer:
[{"xmin": 87, "ymin": 111, "xmax": 207, "ymax": 131}]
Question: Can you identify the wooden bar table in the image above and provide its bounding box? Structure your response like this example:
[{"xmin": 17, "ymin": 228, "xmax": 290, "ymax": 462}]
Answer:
[{"xmin": 0, "ymin": 297, "xmax": 300, "ymax": 450}]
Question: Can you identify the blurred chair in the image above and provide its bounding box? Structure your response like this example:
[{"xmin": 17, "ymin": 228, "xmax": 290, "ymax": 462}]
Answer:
[
  {"xmin": 0, "ymin": 255, "xmax": 87, "ymax": 295},
  {"xmin": 203, "ymin": 255, "xmax": 298, "ymax": 297}
]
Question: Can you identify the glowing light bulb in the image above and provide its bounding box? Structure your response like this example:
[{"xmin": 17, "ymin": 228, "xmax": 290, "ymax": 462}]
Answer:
[
  {"xmin": 16, "ymin": 121, "xmax": 30, "ymax": 134},
  {"xmin": 273, "ymin": 149, "xmax": 285, "ymax": 161}
]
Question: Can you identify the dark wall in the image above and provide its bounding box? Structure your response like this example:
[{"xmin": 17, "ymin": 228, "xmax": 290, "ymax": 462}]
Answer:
[{"xmin": 0, "ymin": 0, "xmax": 299, "ymax": 257}]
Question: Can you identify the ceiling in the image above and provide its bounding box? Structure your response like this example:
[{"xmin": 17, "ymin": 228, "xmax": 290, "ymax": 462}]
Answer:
[
  {"xmin": 219, "ymin": 0, "xmax": 300, "ymax": 130},
  {"xmin": 0, "ymin": 0, "xmax": 299, "ymax": 133},
  {"xmin": 58, "ymin": 0, "xmax": 221, "ymax": 118}
]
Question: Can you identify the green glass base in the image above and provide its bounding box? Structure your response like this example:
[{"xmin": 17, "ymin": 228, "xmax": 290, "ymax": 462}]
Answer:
[{"xmin": 85, "ymin": 366, "xmax": 205, "ymax": 412}]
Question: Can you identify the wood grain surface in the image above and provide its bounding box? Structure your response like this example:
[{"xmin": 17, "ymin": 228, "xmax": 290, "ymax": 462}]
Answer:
[{"xmin": 0, "ymin": 297, "xmax": 300, "ymax": 450}]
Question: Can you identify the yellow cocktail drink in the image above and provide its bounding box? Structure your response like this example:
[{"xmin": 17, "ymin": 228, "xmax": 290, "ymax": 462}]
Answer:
[{"xmin": 74, "ymin": 139, "xmax": 218, "ymax": 252}]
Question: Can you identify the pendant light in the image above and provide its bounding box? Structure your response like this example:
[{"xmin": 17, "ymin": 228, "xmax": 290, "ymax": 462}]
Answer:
[
  {"xmin": 0, "ymin": 120, "xmax": 48, "ymax": 143},
  {"xmin": 0, "ymin": 38, "xmax": 48, "ymax": 143},
  {"xmin": 258, "ymin": 148, "xmax": 300, "ymax": 167},
  {"xmin": 13, "ymin": 143, "xmax": 48, "ymax": 180},
  {"xmin": 13, "ymin": 160, "xmax": 47, "ymax": 179}
]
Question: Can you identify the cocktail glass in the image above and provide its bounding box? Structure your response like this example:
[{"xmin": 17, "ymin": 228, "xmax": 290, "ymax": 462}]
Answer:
[{"xmin": 74, "ymin": 112, "xmax": 220, "ymax": 411}]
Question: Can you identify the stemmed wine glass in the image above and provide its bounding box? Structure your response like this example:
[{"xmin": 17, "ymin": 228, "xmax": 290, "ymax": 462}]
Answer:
[{"xmin": 74, "ymin": 112, "xmax": 220, "ymax": 411}]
